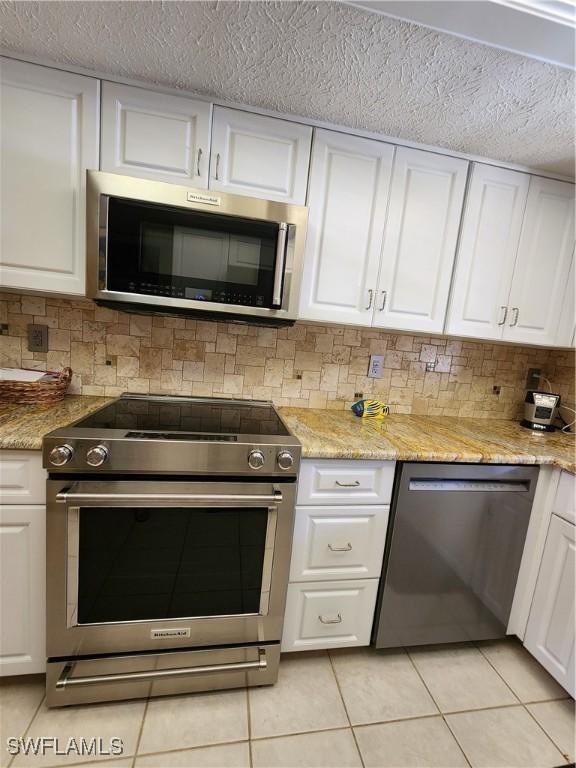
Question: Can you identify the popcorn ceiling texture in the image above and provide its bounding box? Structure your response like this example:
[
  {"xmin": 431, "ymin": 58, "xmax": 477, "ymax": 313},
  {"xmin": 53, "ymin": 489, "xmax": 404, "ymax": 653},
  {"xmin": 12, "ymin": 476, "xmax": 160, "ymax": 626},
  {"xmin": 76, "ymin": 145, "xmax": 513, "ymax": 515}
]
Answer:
[
  {"xmin": 0, "ymin": 1, "xmax": 573, "ymax": 177},
  {"xmin": 1, "ymin": 292, "xmax": 574, "ymax": 419}
]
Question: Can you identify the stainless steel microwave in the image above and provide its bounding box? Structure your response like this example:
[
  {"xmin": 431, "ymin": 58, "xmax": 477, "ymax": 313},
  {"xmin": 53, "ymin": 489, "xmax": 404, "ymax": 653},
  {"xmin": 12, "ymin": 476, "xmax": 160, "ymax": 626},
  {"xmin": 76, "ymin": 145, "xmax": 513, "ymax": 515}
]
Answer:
[{"xmin": 86, "ymin": 172, "xmax": 308, "ymax": 325}]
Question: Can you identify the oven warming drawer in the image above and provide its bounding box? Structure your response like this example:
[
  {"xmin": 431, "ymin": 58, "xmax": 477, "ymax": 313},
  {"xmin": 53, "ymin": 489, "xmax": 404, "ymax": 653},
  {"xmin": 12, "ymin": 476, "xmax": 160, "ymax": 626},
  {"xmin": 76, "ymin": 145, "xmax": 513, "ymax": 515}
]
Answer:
[{"xmin": 47, "ymin": 644, "xmax": 280, "ymax": 707}]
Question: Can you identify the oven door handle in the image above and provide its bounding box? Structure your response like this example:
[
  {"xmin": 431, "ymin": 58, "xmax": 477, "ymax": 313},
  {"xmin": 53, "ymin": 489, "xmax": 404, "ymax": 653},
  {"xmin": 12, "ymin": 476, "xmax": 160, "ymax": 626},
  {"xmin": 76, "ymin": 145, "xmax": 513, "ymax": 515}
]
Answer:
[
  {"xmin": 56, "ymin": 487, "xmax": 283, "ymax": 504},
  {"xmin": 55, "ymin": 649, "xmax": 267, "ymax": 689}
]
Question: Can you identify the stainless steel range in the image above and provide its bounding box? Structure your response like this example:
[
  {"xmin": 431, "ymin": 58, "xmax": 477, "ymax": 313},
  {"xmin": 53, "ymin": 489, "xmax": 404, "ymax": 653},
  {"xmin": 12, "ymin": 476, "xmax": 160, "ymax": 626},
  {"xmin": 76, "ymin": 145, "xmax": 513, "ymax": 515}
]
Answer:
[{"xmin": 43, "ymin": 394, "xmax": 300, "ymax": 707}]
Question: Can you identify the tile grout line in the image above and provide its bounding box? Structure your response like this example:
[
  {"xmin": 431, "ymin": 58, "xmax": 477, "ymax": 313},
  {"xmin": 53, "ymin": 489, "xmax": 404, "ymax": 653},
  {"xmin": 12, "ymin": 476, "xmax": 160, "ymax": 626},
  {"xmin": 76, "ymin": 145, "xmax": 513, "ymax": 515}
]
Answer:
[
  {"xmin": 404, "ymin": 648, "xmax": 472, "ymax": 768},
  {"xmin": 473, "ymin": 641, "xmax": 569, "ymax": 763},
  {"xmin": 246, "ymin": 687, "xmax": 253, "ymax": 768},
  {"xmin": 6, "ymin": 690, "xmax": 47, "ymax": 768},
  {"xmin": 131, "ymin": 696, "xmax": 150, "ymax": 766},
  {"xmin": 326, "ymin": 650, "xmax": 365, "ymax": 768}
]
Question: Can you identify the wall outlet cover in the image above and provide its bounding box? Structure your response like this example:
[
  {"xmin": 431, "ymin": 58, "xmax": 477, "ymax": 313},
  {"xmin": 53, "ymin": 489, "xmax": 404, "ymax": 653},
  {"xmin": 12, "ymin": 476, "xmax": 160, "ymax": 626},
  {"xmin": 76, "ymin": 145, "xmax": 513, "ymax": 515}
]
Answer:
[
  {"xmin": 526, "ymin": 367, "xmax": 542, "ymax": 390},
  {"xmin": 27, "ymin": 323, "xmax": 48, "ymax": 353},
  {"xmin": 368, "ymin": 354, "xmax": 384, "ymax": 378}
]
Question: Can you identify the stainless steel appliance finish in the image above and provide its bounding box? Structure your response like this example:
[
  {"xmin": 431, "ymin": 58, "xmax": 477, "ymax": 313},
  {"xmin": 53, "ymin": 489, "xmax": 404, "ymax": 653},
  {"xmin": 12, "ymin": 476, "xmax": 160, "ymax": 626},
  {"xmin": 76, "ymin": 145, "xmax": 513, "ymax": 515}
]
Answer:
[
  {"xmin": 86, "ymin": 171, "xmax": 308, "ymax": 324},
  {"xmin": 521, "ymin": 390, "xmax": 561, "ymax": 432},
  {"xmin": 44, "ymin": 394, "xmax": 300, "ymax": 706},
  {"xmin": 374, "ymin": 463, "xmax": 538, "ymax": 649}
]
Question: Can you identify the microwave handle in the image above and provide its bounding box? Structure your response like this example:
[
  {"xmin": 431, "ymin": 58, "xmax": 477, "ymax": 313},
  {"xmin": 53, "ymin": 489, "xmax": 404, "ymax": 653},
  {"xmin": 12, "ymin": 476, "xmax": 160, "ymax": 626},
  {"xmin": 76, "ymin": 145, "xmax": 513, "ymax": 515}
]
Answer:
[{"xmin": 272, "ymin": 223, "xmax": 288, "ymax": 309}]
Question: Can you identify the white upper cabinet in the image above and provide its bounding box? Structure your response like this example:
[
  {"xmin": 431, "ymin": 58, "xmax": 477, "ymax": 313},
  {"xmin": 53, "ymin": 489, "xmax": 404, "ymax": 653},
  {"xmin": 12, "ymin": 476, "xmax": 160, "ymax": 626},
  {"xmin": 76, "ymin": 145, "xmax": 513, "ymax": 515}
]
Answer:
[
  {"xmin": 446, "ymin": 164, "xmax": 530, "ymax": 340},
  {"xmin": 503, "ymin": 177, "xmax": 575, "ymax": 346},
  {"xmin": 209, "ymin": 107, "xmax": 312, "ymax": 204},
  {"xmin": 373, "ymin": 148, "xmax": 468, "ymax": 333},
  {"xmin": 0, "ymin": 59, "xmax": 99, "ymax": 295},
  {"xmin": 556, "ymin": 254, "xmax": 575, "ymax": 348},
  {"xmin": 101, "ymin": 82, "xmax": 211, "ymax": 187},
  {"xmin": 299, "ymin": 129, "xmax": 395, "ymax": 326}
]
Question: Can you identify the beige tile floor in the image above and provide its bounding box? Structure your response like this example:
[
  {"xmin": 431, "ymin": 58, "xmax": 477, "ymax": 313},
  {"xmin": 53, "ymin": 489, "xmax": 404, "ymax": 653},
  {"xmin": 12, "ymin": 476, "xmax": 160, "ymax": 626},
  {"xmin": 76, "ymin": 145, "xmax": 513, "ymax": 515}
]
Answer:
[{"xmin": 1, "ymin": 639, "xmax": 574, "ymax": 768}]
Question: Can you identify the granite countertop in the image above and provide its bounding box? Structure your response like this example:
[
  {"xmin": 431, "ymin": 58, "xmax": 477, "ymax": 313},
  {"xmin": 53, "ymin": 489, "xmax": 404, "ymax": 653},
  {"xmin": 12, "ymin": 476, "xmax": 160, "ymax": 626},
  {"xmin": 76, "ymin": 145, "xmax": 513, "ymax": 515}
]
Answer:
[
  {"xmin": 0, "ymin": 396, "xmax": 574, "ymax": 474},
  {"xmin": 0, "ymin": 395, "xmax": 112, "ymax": 450},
  {"xmin": 279, "ymin": 408, "xmax": 576, "ymax": 474}
]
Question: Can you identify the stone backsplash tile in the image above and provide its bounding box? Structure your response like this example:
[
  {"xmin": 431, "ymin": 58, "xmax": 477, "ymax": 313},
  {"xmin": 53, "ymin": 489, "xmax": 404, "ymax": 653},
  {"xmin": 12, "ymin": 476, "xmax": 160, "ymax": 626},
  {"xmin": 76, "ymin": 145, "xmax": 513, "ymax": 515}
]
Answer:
[{"xmin": 1, "ymin": 291, "xmax": 574, "ymax": 419}]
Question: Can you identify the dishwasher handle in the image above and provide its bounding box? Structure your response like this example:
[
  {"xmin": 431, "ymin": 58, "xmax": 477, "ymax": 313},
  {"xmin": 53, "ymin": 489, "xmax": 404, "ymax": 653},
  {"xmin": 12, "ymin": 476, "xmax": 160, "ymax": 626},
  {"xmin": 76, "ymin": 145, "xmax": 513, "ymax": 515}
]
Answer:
[{"xmin": 408, "ymin": 479, "xmax": 532, "ymax": 492}]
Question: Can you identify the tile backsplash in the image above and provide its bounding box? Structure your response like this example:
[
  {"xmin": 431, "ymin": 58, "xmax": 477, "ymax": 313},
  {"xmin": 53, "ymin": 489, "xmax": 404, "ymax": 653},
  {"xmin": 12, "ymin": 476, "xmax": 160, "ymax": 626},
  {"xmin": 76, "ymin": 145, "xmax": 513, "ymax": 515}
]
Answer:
[{"xmin": 1, "ymin": 292, "xmax": 574, "ymax": 419}]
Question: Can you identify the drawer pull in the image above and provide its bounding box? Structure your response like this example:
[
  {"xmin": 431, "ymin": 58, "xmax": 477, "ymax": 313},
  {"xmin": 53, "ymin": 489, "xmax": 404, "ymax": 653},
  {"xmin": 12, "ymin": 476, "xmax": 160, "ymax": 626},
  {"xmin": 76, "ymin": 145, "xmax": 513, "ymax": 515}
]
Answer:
[
  {"xmin": 328, "ymin": 543, "xmax": 352, "ymax": 552},
  {"xmin": 335, "ymin": 480, "xmax": 360, "ymax": 488},
  {"xmin": 318, "ymin": 613, "xmax": 342, "ymax": 625}
]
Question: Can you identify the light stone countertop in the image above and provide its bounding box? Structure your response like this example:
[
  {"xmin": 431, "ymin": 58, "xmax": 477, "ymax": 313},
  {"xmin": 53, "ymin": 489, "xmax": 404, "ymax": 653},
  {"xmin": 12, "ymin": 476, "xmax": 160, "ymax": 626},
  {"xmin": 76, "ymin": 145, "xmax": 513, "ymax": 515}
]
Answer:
[
  {"xmin": 0, "ymin": 396, "xmax": 573, "ymax": 474},
  {"xmin": 0, "ymin": 395, "xmax": 112, "ymax": 450},
  {"xmin": 279, "ymin": 408, "xmax": 576, "ymax": 474}
]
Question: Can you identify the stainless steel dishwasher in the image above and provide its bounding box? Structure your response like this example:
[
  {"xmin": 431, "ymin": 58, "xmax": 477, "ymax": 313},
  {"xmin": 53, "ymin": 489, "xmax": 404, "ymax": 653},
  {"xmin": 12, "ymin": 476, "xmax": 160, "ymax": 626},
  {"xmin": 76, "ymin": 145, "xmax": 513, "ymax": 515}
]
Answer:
[{"xmin": 374, "ymin": 463, "xmax": 539, "ymax": 648}]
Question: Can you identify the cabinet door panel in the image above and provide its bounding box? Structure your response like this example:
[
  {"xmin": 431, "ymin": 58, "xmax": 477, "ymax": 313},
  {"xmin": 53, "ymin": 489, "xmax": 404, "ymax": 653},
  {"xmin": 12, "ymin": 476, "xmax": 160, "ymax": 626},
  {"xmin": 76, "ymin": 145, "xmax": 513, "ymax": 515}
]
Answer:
[
  {"xmin": 374, "ymin": 147, "xmax": 468, "ymax": 333},
  {"xmin": 210, "ymin": 107, "xmax": 311, "ymax": 204},
  {"xmin": 446, "ymin": 164, "xmax": 529, "ymax": 340},
  {"xmin": 555, "ymin": 254, "xmax": 575, "ymax": 348},
  {"xmin": 503, "ymin": 177, "xmax": 575, "ymax": 346},
  {"xmin": 0, "ymin": 505, "xmax": 46, "ymax": 676},
  {"xmin": 0, "ymin": 59, "xmax": 98, "ymax": 294},
  {"xmin": 524, "ymin": 514, "xmax": 574, "ymax": 696},
  {"xmin": 299, "ymin": 129, "xmax": 394, "ymax": 325},
  {"xmin": 101, "ymin": 82, "xmax": 211, "ymax": 187}
]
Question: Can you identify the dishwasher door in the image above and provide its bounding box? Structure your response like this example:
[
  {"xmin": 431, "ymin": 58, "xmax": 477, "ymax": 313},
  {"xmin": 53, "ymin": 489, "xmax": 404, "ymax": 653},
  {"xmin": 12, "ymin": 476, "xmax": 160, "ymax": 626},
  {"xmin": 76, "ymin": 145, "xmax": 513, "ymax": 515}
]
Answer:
[{"xmin": 374, "ymin": 463, "xmax": 538, "ymax": 649}]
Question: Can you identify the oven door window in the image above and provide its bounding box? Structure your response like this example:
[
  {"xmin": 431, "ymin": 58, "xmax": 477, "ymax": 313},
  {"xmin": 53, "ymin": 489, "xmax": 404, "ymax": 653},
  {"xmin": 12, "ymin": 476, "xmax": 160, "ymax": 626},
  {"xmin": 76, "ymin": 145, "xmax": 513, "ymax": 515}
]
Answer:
[
  {"xmin": 105, "ymin": 197, "xmax": 280, "ymax": 309},
  {"xmin": 74, "ymin": 506, "xmax": 271, "ymax": 624}
]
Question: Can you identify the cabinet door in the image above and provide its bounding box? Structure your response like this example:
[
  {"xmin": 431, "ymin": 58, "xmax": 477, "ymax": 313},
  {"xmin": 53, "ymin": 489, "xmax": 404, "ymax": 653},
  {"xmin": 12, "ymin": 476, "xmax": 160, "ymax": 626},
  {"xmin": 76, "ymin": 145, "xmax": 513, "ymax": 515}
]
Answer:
[
  {"xmin": 0, "ymin": 59, "xmax": 98, "ymax": 295},
  {"xmin": 209, "ymin": 106, "xmax": 312, "ymax": 204},
  {"xmin": 0, "ymin": 505, "xmax": 46, "ymax": 676},
  {"xmin": 555, "ymin": 253, "xmax": 575, "ymax": 348},
  {"xmin": 446, "ymin": 164, "xmax": 530, "ymax": 340},
  {"xmin": 524, "ymin": 514, "xmax": 575, "ymax": 696},
  {"xmin": 101, "ymin": 82, "xmax": 211, "ymax": 187},
  {"xmin": 503, "ymin": 177, "xmax": 575, "ymax": 345},
  {"xmin": 299, "ymin": 129, "xmax": 394, "ymax": 325},
  {"xmin": 373, "ymin": 147, "xmax": 468, "ymax": 333}
]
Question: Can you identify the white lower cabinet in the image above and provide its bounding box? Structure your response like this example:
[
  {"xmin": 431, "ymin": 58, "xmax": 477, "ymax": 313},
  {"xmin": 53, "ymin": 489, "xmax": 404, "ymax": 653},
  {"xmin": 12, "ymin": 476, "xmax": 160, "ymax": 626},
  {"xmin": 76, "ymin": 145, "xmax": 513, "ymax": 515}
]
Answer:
[
  {"xmin": 0, "ymin": 451, "xmax": 46, "ymax": 676},
  {"xmin": 282, "ymin": 459, "xmax": 394, "ymax": 652},
  {"xmin": 282, "ymin": 579, "xmax": 379, "ymax": 651},
  {"xmin": 524, "ymin": 513, "xmax": 575, "ymax": 696}
]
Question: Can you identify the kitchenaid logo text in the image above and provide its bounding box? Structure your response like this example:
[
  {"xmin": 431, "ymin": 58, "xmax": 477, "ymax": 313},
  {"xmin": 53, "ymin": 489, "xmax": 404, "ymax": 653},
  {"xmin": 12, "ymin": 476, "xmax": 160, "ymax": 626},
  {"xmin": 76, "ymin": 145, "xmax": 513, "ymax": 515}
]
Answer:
[
  {"xmin": 6, "ymin": 736, "xmax": 124, "ymax": 757},
  {"xmin": 186, "ymin": 192, "xmax": 220, "ymax": 206},
  {"xmin": 151, "ymin": 627, "xmax": 191, "ymax": 639}
]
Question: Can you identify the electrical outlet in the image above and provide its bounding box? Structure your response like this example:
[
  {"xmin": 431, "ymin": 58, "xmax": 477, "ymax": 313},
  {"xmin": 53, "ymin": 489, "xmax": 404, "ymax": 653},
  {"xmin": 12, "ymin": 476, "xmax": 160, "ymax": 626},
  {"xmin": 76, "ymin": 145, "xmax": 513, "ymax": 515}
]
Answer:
[
  {"xmin": 27, "ymin": 324, "xmax": 48, "ymax": 353},
  {"xmin": 425, "ymin": 361, "xmax": 436, "ymax": 372},
  {"xmin": 368, "ymin": 354, "xmax": 384, "ymax": 379},
  {"xmin": 526, "ymin": 368, "xmax": 542, "ymax": 390}
]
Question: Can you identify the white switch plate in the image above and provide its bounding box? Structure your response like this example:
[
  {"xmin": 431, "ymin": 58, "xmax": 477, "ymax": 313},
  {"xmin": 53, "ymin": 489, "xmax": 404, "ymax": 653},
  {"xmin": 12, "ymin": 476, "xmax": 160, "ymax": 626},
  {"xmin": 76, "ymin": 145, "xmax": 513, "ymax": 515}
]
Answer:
[{"xmin": 368, "ymin": 354, "xmax": 384, "ymax": 378}]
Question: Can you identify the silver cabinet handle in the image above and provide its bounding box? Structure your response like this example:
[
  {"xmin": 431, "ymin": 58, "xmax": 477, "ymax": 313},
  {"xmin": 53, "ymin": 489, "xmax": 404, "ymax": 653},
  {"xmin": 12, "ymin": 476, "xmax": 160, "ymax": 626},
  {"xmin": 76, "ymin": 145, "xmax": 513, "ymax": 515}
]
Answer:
[
  {"xmin": 335, "ymin": 480, "xmax": 360, "ymax": 488},
  {"xmin": 318, "ymin": 613, "xmax": 342, "ymax": 625},
  {"xmin": 56, "ymin": 649, "xmax": 267, "ymax": 689},
  {"xmin": 271, "ymin": 223, "xmax": 288, "ymax": 309},
  {"xmin": 379, "ymin": 290, "xmax": 387, "ymax": 311},
  {"xmin": 214, "ymin": 152, "xmax": 220, "ymax": 181},
  {"xmin": 196, "ymin": 148, "xmax": 202, "ymax": 176},
  {"xmin": 497, "ymin": 306, "xmax": 508, "ymax": 326},
  {"xmin": 328, "ymin": 543, "xmax": 352, "ymax": 552},
  {"xmin": 365, "ymin": 289, "xmax": 373, "ymax": 310},
  {"xmin": 509, "ymin": 307, "xmax": 519, "ymax": 327}
]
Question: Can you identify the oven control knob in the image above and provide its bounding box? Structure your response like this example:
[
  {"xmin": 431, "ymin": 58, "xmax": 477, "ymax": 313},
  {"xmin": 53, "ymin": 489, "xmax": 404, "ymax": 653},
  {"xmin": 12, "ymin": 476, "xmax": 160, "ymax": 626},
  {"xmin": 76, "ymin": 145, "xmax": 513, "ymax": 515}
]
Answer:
[
  {"xmin": 49, "ymin": 444, "xmax": 73, "ymax": 466},
  {"xmin": 248, "ymin": 449, "xmax": 265, "ymax": 470},
  {"xmin": 277, "ymin": 451, "xmax": 294, "ymax": 471},
  {"xmin": 86, "ymin": 445, "xmax": 109, "ymax": 467}
]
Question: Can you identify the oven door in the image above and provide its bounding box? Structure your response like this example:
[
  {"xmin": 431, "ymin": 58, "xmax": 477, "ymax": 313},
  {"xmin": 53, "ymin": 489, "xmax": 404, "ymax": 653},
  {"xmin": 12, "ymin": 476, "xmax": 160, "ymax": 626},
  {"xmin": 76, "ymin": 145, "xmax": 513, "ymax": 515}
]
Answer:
[{"xmin": 47, "ymin": 480, "xmax": 295, "ymax": 658}]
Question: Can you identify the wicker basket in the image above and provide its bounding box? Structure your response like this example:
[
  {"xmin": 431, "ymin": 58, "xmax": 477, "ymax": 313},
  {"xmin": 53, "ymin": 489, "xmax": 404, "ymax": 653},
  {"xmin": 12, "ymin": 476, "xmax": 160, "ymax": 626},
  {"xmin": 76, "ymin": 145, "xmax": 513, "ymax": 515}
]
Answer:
[{"xmin": 0, "ymin": 367, "xmax": 73, "ymax": 404}]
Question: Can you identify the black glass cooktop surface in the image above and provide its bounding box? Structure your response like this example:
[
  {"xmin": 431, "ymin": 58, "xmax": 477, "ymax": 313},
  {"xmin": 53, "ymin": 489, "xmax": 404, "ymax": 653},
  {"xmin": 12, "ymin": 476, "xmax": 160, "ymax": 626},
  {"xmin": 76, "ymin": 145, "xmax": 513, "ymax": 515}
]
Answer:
[{"xmin": 75, "ymin": 396, "xmax": 290, "ymax": 436}]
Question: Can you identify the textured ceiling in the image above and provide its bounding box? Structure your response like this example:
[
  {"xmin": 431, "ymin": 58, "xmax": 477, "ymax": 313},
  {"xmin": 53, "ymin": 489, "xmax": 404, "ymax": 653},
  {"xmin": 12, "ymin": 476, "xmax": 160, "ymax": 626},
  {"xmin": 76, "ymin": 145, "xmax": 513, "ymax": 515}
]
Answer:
[{"xmin": 0, "ymin": 0, "xmax": 574, "ymax": 177}]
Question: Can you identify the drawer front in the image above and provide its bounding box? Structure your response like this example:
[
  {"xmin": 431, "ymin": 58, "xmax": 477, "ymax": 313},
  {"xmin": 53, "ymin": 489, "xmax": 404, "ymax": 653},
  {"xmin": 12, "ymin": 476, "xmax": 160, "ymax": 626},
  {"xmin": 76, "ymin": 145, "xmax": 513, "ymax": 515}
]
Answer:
[
  {"xmin": 281, "ymin": 579, "xmax": 379, "ymax": 651},
  {"xmin": 297, "ymin": 459, "xmax": 395, "ymax": 505},
  {"xmin": 554, "ymin": 471, "xmax": 576, "ymax": 525},
  {"xmin": 290, "ymin": 505, "xmax": 389, "ymax": 581},
  {"xmin": 0, "ymin": 451, "xmax": 45, "ymax": 504}
]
